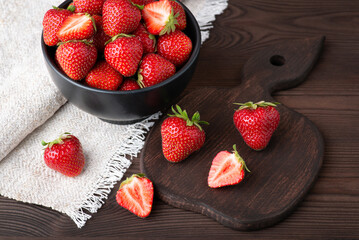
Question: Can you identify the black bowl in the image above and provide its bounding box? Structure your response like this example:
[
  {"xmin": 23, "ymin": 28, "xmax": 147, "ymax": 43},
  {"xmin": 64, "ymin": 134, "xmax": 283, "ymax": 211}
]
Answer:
[{"xmin": 41, "ymin": 0, "xmax": 201, "ymax": 124}]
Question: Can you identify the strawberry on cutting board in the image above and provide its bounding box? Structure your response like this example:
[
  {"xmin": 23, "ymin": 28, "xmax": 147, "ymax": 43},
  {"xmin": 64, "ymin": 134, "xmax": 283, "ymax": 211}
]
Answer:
[
  {"xmin": 42, "ymin": 6, "xmax": 74, "ymax": 46},
  {"xmin": 57, "ymin": 13, "xmax": 97, "ymax": 42},
  {"xmin": 142, "ymin": 0, "xmax": 178, "ymax": 35},
  {"xmin": 161, "ymin": 105, "xmax": 208, "ymax": 163},
  {"xmin": 116, "ymin": 174, "xmax": 154, "ymax": 218},
  {"xmin": 42, "ymin": 133, "xmax": 85, "ymax": 177},
  {"xmin": 56, "ymin": 40, "xmax": 97, "ymax": 80},
  {"xmin": 233, "ymin": 101, "xmax": 280, "ymax": 151},
  {"xmin": 208, "ymin": 145, "xmax": 250, "ymax": 188}
]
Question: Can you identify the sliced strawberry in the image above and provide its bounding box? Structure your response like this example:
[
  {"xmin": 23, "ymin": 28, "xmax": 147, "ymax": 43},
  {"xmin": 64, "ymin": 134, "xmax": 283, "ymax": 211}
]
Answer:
[
  {"xmin": 208, "ymin": 145, "xmax": 250, "ymax": 188},
  {"xmin": 142, "ymin": 0, "xmax": 178, "ymax": 35},
  {"xmin": 57, "ymin": 13, "xmax": 96, "ymax": 42},
  {"xmin": 116, "ymin": 174, "xmax": 154, "ymax": 218}
]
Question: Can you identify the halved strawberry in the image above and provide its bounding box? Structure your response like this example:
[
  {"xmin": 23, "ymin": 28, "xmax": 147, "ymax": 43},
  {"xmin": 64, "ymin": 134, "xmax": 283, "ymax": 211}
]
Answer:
[
  {"xmin": 57, "ymin": 13, "xmax": 96, "ymax": 42},
  {"xmin": 116, "ymin": 174, "xmax": 154, "ymax": 218},
  {"xmin": 142, "ymin": 0, "xmax": 178, "ymax": 35},
  {"xmin": 208, "ymin": 145, "xmax": 250, "ymax": 188}
]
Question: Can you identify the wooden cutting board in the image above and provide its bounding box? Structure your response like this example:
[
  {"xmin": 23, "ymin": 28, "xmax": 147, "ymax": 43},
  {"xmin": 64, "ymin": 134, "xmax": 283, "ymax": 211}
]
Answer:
[{"xmin": 140, "ymin": 36, "xmax": 325, "ymax": 230}]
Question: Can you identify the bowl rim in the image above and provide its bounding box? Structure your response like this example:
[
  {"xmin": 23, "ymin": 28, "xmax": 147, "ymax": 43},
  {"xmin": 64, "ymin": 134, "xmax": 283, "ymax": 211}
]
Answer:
[{"xmin": 41, "ymin": 0, "xmax": 201, "ymax": 96}]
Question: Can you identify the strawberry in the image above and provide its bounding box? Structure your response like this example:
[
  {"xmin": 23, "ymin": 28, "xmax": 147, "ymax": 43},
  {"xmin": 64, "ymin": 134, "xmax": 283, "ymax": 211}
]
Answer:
[
  {"xmin": 142, "ymin": 0, "xmax": 178, "ymax": 35},
  {"xmin": 143, "ymin": 0, "xmax": 157, "ymax": 4},
  {"xmin": 157, "ymin": 30, "xmax": 192, "ymax": 67},
  {"xmin": 208, "ymin": 145, "xmax": 250, "ymax": 188},
  {"xmin": 85, "ymin": 61, "xmax": 123, "ymax": 90},
  {"xmin": 55, "ymin": 40, "xmax": 97, "ymax": 80},
  {"xmin": 42, "ymin": 6, "xmax": 74, "ymax": 46},
  {"xmin": 131, "ymin": 0, "xmax": 144, "ymax": 4},
  {"xmin": 102, "ymin": 0, "xmax": 141, "ymax": 37},
  {"xmin": 170, "ymin": 0, "xmax": 186, "ymax": 31},
  {"xmin": 57, "ymin": 13, "xmax": 97, "ymax": 42},
  {"xmin": 133, "ymin": 24, "xmax": 156, "ymax": 54},
  {"xmin": 73, "ymin": 0, "xmax": 105, "ymax": 15},
  {"xmin": 104, "ymin": 34, "xmax": 143, "ymax": 77},
  {"xmin": 91, "ymin": 15, "xmax": 111, "ymax": 52},
  {"xmin": 116, "ymin": 174, "xmax": 154, "ymax": 218},
  {"xmin": 161, "ymin": 105, "xmax": 208, "ymax": 163},
  {"xmin": 233, "ymin": 101, "xmax": 280, "ymax": 151},
  {"xmin": 119, "ymin": 78, "xmax": 141, "ymax": 91},
  {"xmin": 42, "ymin": 133, "xmax": 85, "ymax": 177},
  {"xmin": 137, "ymin": 53, "xmax": 175, "ymax": 88}
]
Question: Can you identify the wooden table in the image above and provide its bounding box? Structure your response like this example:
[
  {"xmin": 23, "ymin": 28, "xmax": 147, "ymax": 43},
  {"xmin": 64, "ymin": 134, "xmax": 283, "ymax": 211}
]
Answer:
[{"xmin": 1, "ymin": 0, "xmax": 359, "ymax": 238}]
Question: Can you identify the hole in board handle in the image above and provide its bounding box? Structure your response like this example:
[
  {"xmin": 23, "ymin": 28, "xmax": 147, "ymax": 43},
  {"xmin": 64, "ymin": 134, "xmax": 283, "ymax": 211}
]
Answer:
[{"xmin": 270, "ymin": 55, "xmax": 285, "ymax": 66}]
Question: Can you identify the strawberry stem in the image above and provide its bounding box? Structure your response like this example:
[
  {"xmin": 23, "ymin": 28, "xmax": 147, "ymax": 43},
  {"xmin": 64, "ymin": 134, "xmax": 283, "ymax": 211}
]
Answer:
[
  {"xmin": 41, "ymin": 133, "xmax": 72, "ymax": 149},
  {"xmin": 233, "ymin": 144, "xmax": 250, "ymax": 173},
  {"xmin": 105, "ymin": 33, "xmax": 135, "ymax": 45},
  {"xmin": 67, "ymin": 4, "xmax": 76, "ymax": 12},
  {"xmin": 234, "ymin": 101, "xmax": 280, "ymax": 111},
  {"xmin": 168, "ymin": 105, "xmax": 209, "ymax": 131},
  {"xmin": 159, "ymin": 5, "xmax": 179, "ymax": 35}
]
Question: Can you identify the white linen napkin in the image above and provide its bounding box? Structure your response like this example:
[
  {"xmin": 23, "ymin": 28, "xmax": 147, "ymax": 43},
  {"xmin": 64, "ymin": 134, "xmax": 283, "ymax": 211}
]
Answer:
[{"xmin": 0, "ymin": 0, "xmax": 228, "ymax": 228}]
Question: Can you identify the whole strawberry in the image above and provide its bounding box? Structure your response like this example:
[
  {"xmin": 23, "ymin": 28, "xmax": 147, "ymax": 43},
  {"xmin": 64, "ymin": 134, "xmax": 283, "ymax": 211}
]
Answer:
[
  {"xmin": 208, "ymin": 145, "xmax": 250, "ymax": 188},
  {"xmin": 91, "ymin": 15, "xmax": 112, "ymax": 52},
  {"xmin": 142, "ymin": 0, "xmax": 178, "ymax": 35},
  {"xmin": 42, "ymin": 133, "xmax": 85, "ymax": 177},
  {"xmin": 233, "ymin": 101, "xmax": 280, "ymax": 151},
  {"xmin": 116, "ymin": 174, "xmax": 154, "ymax": 218},
  {"xmin": 57, "ymin": 13, "xmax": 97, "ymax": 42},
  {"xmin": 42, "ymin": 6, "xmax": 74, "ymax": 46},
  {"xmin": 85, "ymin": 61, "xmax": 123, "ymax": 90},
  {"xmin": 73, "ymin": 0, "xmax": 105, "ymax": 15},
  {"xmin": 104, "ymin": 34, "xmax": 143, "ymax": 77},
  {"xmin": 133, "ymin": 24, "xmax": 156, "ymax": 54},
  {"xmin": 137, "ymin": 53, "xmax": 175, "ymax": 88},
  {"xmin": 157, "ymin": 30, "xmax": 192, "ymax": 67},
  {"xmin": 119, "ymin": 79, "xmax": 141, "ymax": 91},
  {"xmin": 102, "ymin": 0, "xmax": 141, "ymax": 37},
  {"xmin": 56, "ymin": 40, "xmax": 97, "ymax": 80},
  {"xmin": 170, "ymin": 0, "xmax": 186, "ymax": 31},
  {"xmin": 161, "ymin": 105, "xmax": 208, "ymax": 163}
]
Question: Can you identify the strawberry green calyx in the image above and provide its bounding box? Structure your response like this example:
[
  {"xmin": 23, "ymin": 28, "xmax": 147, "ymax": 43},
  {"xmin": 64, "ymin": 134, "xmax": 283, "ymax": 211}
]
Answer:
[
  {"xmin": 120, "ymin": 173, "xmax": 146, "ymax": 188},
  {"xmin": 168, "ymin": 105, "xmax": 209, "ymax": 131},
  {"xmin": 131, "ymin": 2, "xmax": 144, "ymax": 10},
  {"xmin": 159, "ymin": 8, "xmax": 179, "ymax": 35},
  {"xmin": 232, "ymin": 144, "xmax": 250, "ymax": 173},
  {"xmin": 105, "ymin": 33, "xmax": 135, "ymax": 45},
  {"xmin": 234, "ymin": 101, "xmax": 280, "ymax": 111},
  {"xmin": 41, "ymin": 132, "xmax": 72, "ymax": 149},
  {"xmin": 137, "ymin": 70, "xmax": 145, "ymax": 88},
  {"xmin": 67, "ymin": 4, "xmax": 76, "ymax": 12}
]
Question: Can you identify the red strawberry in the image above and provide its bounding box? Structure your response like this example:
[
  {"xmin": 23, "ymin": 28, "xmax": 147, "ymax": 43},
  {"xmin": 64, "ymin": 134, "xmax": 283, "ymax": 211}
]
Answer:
[
  {"xmin": 42, "ymin": 6, "xmax": 74, "ymax": 46},
  {"xmin": 233, "ymin": 101, "xmax": 280, "ymax": 151},
  {"xmin": 104, "ymin": 34, "xmax": 143, "ymax": 77},
  {"xmin": 133, "ymin": 24, "xmax": 156, "ymax": 54},
  {"xmin": 56, "ymin": 40, "xmax": 97, "ymax": 80},
  {"xmin": 137, "ymin": 53, "xmax": 175, "ymax": 88},
  {"xmin": 85, "ymin": 61, "xmax": 123, "ymax": 90},
  {"xmin": 142, "ymin": 0, "xmax": 178, "ymax": 35},
  {"xmin": 119, "ymin": 79, "xmax": 141, "ymax": 91},
  {"xmin": 73, "ymin": 0, "xmax": 105, "ymax": 15},
  {"xmin": 42, "ymin": 133, "xmax": 85, "ymax": 177},
  {"xmin": 102, "ymin": 0, "xmax": 141, "ymax": 37},
  {"xmin": 91, "ymin": 15, "xmax": 111, "ymax": 52},
  {"xmin": 208, "ymin": 145, "xmax": 250, "ymax": 188},
  {"xmin": 161, "ymin": 105, "xmax": 208, "ymax": 162},
  {"xmin": 57, "ymin": 13, "xmax": 96, "ymax": 42},
  {"xmin": 131, "ymin": 0, "xmax": 144, "ymax": 4},
  {"xmin": 116, "ymin": 174, "xmax": 154, "ymax": 218},
  {"xmin": 143, "ymin": 0, "xmax": 157, "ymax": 4},
  {"xmin": 170, "ymin": 0, "xmax": 186, "ymax": 31},
  {"xmin": 157, "ymin": 30, "xmax": 192, "ymax": 67}
]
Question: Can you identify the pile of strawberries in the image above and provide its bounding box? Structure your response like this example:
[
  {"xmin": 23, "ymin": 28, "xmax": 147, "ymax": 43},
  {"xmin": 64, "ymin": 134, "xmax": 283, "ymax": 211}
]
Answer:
[{"xmin": 43, "ymin": 0, "xmax": 193, "ymax": 91}]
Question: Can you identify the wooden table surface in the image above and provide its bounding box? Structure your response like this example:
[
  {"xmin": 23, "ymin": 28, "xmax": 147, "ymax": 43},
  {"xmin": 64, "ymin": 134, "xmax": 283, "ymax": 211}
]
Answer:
[{"xmin": 1, "ymin": 0, "xmax": 359, "ymax": 239}]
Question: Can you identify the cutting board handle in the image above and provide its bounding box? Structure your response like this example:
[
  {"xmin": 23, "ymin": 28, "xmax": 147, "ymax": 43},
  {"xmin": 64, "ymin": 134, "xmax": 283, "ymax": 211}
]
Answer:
[{"xmin": 238, "ymin": 36, "xmax": 325, "ymax": 100}]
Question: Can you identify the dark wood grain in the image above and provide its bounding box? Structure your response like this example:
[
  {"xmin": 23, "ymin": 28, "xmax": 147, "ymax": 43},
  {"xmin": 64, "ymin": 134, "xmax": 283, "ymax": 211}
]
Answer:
[
  {"xmin": 140, "ymin": 37, "xmax": 325, "ymax": 230},
  {"xmin": 1, "ymin": 0, "xmax": 359, "ymax": 238}
]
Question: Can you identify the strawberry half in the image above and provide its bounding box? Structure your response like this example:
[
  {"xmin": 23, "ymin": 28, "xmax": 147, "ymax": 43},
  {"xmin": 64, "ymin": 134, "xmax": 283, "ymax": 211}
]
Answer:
[
  {"xmin": 161, "ymin": 105, "xmax": 209, "ymax": 163},
  {"xmin": 85, "ymin": 61, "xmax": 123, "ymax": 90},
  {"xmin": 116, "ymin": 174, "xmax": 154, "ymax": 218},
  {"xmin": 208, "ymin": 145, "xmax": 250, "ymax": 188},
  {"xmin": 142, "ymin": 0, "xmax": 179, "ymax": 35},
  {"xmin": 57, "ymin": 13, "xmax": 96, "ymax": 42},
  {"xmin": 42, "ymin": 133, "xmax": 85, "ymax": 177},
  {"xmin": 233, "ymin": 101, "xmax": 280, "ymax": 151}
]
